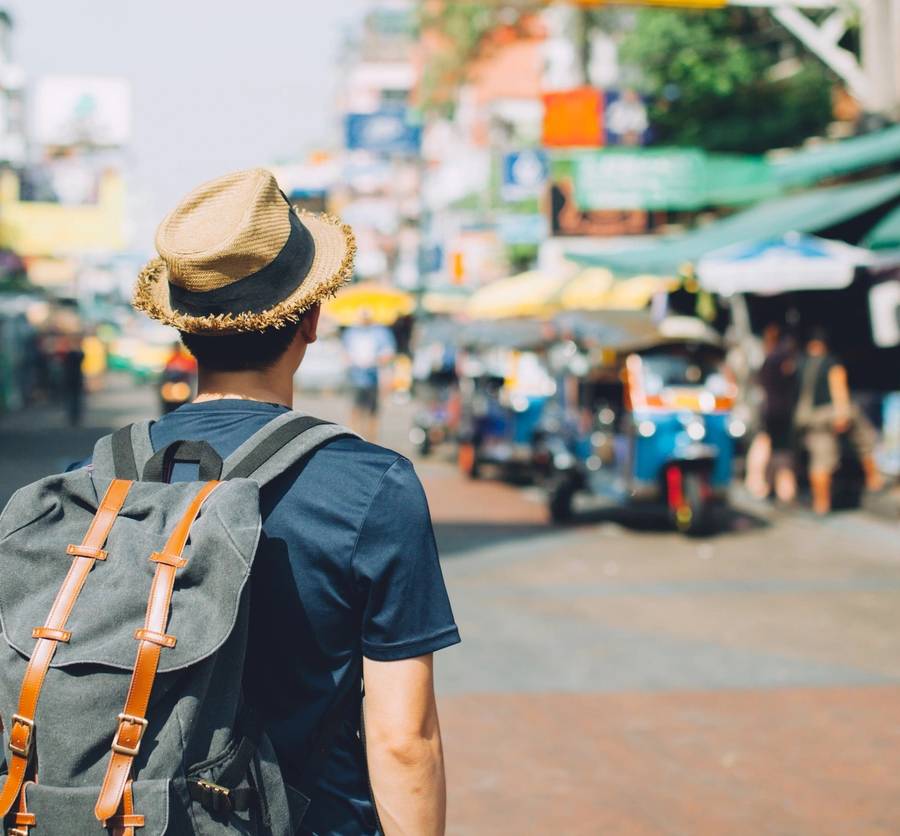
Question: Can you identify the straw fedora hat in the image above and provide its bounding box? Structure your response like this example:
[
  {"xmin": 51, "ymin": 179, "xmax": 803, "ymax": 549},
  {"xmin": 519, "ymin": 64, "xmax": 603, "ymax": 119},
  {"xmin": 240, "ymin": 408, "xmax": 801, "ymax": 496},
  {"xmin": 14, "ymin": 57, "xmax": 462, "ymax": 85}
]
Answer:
[{"xmin": 133, "ymin": 168, "xmax": 356, "ymax": 334}]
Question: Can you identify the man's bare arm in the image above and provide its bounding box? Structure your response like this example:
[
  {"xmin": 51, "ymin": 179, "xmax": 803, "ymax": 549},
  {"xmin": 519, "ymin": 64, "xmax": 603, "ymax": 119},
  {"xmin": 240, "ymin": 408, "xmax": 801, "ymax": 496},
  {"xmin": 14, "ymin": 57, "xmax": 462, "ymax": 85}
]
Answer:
[{"xmin": 363, "ymin": 654, "xmax": 446, "ymax": 836}]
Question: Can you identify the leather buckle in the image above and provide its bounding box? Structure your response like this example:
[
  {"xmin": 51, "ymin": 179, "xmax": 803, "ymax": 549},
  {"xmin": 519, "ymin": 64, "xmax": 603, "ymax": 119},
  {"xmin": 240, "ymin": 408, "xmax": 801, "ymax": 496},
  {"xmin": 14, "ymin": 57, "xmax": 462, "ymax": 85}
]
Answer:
[
  {"xmin": 111, "ymin": 713, "xmax": 148, "ymax": 757},
  {"xmin": 8, "ymin": 714, "xmax": 34, "ymax": 758}
]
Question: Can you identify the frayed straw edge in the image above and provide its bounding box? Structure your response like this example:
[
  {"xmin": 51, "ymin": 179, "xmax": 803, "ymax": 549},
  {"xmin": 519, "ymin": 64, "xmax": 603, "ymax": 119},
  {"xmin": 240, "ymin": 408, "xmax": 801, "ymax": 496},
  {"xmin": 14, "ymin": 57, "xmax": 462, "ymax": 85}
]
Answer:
[{"xmin": 133, "ymin": 218, "xmax": 357, "ymax": 335}]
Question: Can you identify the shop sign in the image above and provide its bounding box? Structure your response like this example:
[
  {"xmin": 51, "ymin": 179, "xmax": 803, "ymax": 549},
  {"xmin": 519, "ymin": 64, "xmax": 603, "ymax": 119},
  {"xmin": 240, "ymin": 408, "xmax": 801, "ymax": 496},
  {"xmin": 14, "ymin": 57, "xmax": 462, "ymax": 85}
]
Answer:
[
  {"xmin": 573, "ymin": 149, "xmax": 773, "ymax": 210},
  {"xmin": 345, "ymin": 110, "xmax": 422, "ymax": 155},
  {"xmin": 542, "ymin": 88, "xmax": 604, "ymax": 148}
]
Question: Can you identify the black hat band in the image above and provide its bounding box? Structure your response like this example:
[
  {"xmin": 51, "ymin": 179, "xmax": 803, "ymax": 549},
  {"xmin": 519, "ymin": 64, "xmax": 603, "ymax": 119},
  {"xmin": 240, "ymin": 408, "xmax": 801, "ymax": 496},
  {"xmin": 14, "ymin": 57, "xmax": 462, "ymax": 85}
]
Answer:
[{"xmin": 168, "ymin": 209, "xmax": 316, "ymax": 317}]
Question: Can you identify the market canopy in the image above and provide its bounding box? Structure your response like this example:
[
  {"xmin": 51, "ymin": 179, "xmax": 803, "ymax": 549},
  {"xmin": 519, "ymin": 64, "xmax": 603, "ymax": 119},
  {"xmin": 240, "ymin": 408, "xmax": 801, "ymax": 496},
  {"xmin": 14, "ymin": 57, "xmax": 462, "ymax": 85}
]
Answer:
[
  {"xmin": 697, "ymin": 233, "xmax": 875, "ymax": 296},
  {"xmin": 465, "ymin": 270, "xmax": 566, "ymax": 320},
  {"xmin": 863, "ymin": 204, "xmax": 900, "ymax": 251},
  {"xmin": 770, "ymin": 124, "xmax": 900, "ymax": 188},
  {"xmin": 569, "ymin": 172, "xmax": 900, "ymax": 277},
  {"xmin": 558, "ymin": 269, "xmax": 675, "ymax": 311}
]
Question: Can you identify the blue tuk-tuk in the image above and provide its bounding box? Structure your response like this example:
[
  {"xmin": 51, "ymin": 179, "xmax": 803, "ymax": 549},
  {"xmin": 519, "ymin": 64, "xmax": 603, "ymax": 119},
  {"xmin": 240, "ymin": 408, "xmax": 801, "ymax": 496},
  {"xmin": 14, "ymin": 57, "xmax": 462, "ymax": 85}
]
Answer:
[
  {"xmin": 542, "ymin": 313, "xmax": 744, "ymax": 534},
  {"xmin": 455, "ymin": 319, "xmax": 556, "ymax": 481}
]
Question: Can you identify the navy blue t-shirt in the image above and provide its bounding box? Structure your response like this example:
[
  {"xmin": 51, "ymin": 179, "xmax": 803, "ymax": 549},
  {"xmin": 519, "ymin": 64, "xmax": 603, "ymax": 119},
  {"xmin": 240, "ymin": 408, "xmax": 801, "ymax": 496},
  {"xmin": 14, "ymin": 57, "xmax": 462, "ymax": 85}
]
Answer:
[{"xmin": 79, "ymin": 400, "xmax": 459, "ymax": 835}]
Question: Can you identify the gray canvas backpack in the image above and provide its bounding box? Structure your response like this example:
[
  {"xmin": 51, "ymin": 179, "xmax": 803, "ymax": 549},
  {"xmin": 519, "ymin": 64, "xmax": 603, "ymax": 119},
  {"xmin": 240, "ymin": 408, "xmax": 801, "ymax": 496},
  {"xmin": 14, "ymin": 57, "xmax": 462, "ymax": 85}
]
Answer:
[{"xmin": 0, "ymin": 412, "xmax": 357, "ymax": 835}]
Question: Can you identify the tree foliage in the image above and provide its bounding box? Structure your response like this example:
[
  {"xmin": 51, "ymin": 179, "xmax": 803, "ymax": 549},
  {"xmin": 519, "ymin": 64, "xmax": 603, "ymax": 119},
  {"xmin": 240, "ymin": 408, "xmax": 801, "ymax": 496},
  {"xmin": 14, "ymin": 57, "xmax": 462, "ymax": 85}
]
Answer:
[{"xmin": 619, "ymin": 8, "xmax": 835, "ymax": 153}]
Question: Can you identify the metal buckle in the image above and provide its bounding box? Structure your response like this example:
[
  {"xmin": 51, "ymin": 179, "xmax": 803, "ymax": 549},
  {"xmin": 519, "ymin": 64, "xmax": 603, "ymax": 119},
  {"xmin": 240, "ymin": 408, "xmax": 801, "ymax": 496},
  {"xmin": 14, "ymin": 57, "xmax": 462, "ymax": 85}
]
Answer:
[
  {"xmin": 8, "ymin": 714, "xmax": 34, "ymax": 758},
  {"xmin": 9, "ymin": 827, "xmax": 29, "ymax": 836},
  {"xmin": 195, "ymin": 780, "xmax": 232, "ymax": 813},
  {"xmin": 111, "ymin": 713, "xmax": 148, "ymax": 757}
]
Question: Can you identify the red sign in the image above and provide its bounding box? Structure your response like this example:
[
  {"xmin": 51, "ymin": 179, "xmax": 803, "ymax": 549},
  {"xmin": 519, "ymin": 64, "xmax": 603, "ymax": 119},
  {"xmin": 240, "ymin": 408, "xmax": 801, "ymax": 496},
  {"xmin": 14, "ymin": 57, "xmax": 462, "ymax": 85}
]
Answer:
[{"xmin": 542, "ymin": 88, "xmax": 604, "ymax": 148}]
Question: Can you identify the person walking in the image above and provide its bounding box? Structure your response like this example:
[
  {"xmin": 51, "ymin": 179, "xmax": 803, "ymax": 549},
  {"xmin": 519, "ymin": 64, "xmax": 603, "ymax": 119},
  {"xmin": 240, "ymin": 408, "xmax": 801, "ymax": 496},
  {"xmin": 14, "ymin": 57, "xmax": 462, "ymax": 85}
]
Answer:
[
  {"xmin": 73, "ymin": 169, "xmax": 459, "ymax": 835},
  {"xmin": 745, "ymin": 324, "xmax": 798, "ymax": 503},
  {"xmin": 60, "ymin": 333, "xmax": 86, "ymax": 426},
  {"xmin": 795, "ymin": 328, "xmax": 884, "ymax": 515},
  {"xmin": 342, "ymin": 309, "xmax": 396, "ymax": 441}
]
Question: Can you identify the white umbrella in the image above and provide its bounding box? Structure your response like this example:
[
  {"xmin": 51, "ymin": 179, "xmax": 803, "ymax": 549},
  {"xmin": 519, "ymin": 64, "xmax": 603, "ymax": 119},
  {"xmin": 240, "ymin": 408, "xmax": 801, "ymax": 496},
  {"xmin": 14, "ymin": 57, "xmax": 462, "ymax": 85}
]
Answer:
[{"xmin": 697, "ymin": 232, "xmax": 875, "ymax": 296}]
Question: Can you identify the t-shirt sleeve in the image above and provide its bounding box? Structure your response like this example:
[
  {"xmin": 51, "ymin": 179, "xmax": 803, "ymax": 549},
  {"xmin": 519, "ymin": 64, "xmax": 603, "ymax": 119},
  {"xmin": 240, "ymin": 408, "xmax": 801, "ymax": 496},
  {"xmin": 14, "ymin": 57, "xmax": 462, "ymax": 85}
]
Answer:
[{"xmin": 352, "ymin": 457, "xmax": 460, "ymax": 662}]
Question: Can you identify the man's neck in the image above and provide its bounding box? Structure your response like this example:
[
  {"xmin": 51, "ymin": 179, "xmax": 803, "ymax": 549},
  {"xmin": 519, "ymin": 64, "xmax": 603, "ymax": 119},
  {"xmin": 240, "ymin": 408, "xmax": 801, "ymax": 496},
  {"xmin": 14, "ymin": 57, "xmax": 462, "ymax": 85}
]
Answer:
[{"xmin": 194, "ymin": 369, "xmax": 294, "ymax": 408}]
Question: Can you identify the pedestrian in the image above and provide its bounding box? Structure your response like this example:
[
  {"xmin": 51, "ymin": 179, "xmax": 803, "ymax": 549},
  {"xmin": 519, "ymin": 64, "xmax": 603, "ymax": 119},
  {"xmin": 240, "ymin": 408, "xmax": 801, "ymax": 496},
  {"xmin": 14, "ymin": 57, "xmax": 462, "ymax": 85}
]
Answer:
[
  {"xmin": 71, "ymin": 169, "xmax": 459, "ymax": 834},
  {"xmin": 745, "ymin": 323, "xmax": 798, "ymax": 503},
  {"xmin": 60, "ymin": 334, "xmax": 85, "ymax": 426},
  {"xmin": 795, "ymin": 327, "xmax": 884, "ymax": 514},
  {"xmin": 342, "ymin": 308, "xmax": 396, "ymax": 441}
]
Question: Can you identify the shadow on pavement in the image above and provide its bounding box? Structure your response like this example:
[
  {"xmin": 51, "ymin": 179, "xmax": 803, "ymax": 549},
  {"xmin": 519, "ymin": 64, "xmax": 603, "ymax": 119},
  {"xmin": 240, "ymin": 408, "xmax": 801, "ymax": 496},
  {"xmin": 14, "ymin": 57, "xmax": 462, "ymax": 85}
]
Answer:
[
  {"xmin": 434, "ymin": 521, "xmax": 553, "ymax": 557},
  {"xmin": 558, "ymin": 502, "xmax": 771, "ymax": 539}
]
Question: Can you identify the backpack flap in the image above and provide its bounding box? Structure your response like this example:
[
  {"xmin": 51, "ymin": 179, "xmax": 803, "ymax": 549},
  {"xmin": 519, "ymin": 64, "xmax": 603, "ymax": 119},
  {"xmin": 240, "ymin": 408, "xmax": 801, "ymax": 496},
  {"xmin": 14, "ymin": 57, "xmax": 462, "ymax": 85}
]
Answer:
[
  {"xmin": 0, "ymin": 468, "xmax": 261, "ymax": 673},
  {"xmin": 22, "ymin": 779, "xmax": 171, "ymax": 836}
]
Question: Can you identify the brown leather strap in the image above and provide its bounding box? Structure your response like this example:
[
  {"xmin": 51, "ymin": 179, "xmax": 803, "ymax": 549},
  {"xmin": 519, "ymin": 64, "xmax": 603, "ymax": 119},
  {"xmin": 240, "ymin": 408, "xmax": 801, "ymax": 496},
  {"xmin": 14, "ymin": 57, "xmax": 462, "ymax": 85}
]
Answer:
[
  {"xmin": 94, "ymin": 481, "xmax": 220, "ymax": 823},
  {"xmin": 8, "ymin": 782, "xmax": 35, "ymax": 836},
  {"xmin": 0, "ymin": 479, "xmax": 133, "ymax": 819},
  {"xmin": 104, "ymin": 780, "xmax": 144, "ymax": 836}
]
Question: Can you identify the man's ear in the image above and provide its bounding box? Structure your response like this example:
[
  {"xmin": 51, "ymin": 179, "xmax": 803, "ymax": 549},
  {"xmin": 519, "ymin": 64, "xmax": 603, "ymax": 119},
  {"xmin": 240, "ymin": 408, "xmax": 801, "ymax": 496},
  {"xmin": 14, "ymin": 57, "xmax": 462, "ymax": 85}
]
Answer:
[{"xmin": 298, "ymin": 303, "xmax": 321, "ymax": 345}]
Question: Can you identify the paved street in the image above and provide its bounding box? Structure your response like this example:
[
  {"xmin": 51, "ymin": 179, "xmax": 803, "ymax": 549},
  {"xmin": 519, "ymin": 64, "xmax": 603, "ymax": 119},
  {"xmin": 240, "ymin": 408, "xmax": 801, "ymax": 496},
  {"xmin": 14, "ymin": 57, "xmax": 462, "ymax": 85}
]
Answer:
[{"xmin": 2, "ymin": 377, "xmax": 899, "ymax": 834}]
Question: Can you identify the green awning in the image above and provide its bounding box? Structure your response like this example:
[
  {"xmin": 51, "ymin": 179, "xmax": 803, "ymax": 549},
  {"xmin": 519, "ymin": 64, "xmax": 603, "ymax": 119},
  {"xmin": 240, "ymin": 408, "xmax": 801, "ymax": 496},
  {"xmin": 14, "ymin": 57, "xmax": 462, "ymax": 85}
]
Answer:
[
  {"xmin": 770, "ymin": 125, "xmax": 900, "ymax": 188},
  {"xmin": 569, "ymin": 173, "xmax": 900, "ymax": 276},
  {"xmin": 863, "ymin": 203, "xmax": 900, "ymax": 250},
  {"xmin": 571, "ymin": 149, "xmax": 777, "ymax": 210}
]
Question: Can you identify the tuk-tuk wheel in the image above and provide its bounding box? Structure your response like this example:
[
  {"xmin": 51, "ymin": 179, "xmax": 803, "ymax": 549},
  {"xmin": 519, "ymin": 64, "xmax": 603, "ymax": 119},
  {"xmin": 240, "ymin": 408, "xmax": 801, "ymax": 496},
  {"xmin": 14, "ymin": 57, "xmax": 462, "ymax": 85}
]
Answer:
[
  {"xmin": 459, "ymin": 443, "xmax": 480, "ymax": 479},
  {"xmin": 549, "ymin": 480, "xmax": 576, "ymax": 524},
  {"xmin": 673, "ymin": 471, "xmax": 710, "ymax": 536}
]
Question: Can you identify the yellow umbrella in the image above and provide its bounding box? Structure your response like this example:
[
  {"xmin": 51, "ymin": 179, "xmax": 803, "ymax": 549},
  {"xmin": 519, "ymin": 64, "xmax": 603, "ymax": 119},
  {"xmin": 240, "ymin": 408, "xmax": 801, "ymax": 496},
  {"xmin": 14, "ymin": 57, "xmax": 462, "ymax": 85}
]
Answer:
[
  {"xmin": 465, "ymin": 271, "xmax": 566, "ymax": 320},
  {"xmin": 323, "ymin": 282, "xmax": 415, "ymax": 326},
  {"xmin": 558, "ymin": 268, "xmax": 615, "ymax": 311}
]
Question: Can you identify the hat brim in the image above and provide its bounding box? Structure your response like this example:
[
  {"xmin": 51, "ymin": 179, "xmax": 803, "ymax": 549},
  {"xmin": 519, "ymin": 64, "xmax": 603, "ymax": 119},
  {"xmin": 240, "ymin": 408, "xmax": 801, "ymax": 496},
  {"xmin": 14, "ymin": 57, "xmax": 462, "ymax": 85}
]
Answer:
[{"xmin": 133, "ymin": 209, "xmax": 356, "ymax": 334}]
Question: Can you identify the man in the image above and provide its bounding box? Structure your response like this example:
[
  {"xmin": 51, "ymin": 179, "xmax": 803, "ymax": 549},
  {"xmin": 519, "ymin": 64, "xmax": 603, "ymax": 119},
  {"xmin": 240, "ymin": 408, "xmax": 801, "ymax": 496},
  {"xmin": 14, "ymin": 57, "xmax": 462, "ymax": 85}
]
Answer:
[
  {"xmin": 795, "ymin": 328, "xmax": 884, "ymax": 514},
  {"xmin": 342, "ymin": 309, "xmax": 396, "ymax": 441},
  {"xmin": 93, "ymin": 169, "xmax": 459, "ymax": 834}
]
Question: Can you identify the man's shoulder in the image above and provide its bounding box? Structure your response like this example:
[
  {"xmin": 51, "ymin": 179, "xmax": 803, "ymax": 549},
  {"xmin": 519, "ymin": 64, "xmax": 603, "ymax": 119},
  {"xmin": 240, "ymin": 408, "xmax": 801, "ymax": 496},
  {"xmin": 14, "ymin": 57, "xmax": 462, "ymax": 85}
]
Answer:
[{"xmin": 308, "ymin": 434, "xmax": 415, "ymax": 487}]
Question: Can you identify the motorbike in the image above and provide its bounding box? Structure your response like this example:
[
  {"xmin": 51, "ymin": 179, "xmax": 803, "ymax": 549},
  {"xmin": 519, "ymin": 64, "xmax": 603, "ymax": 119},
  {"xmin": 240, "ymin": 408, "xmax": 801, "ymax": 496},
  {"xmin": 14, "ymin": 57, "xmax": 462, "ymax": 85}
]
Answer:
[{"xmin": 158, "ymin": 368, "xmax": 194, "ymax": 415}]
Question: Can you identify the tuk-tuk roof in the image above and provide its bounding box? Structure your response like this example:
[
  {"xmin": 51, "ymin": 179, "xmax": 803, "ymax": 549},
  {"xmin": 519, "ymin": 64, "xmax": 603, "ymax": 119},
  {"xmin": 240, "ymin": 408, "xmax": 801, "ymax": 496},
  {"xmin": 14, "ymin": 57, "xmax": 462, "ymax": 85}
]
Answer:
[
  {"xmin": 554, "ymin": 312, "xmax": 722, "ymax": 353},
  {"xmin": 458, "ymin": 318, "xmax": 552, "ymax": 351}
]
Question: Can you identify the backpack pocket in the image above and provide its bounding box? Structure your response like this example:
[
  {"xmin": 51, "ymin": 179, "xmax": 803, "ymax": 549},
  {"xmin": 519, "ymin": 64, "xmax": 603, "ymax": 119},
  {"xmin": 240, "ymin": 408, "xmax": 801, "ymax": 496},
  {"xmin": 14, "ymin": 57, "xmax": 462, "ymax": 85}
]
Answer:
[
  {"xmin": 21, "ymin": 778, "xmax": 172, "ymax": 835},
  {"xmin": 186, "ymin": 728, "xmax": 291, "ymax": 836}
]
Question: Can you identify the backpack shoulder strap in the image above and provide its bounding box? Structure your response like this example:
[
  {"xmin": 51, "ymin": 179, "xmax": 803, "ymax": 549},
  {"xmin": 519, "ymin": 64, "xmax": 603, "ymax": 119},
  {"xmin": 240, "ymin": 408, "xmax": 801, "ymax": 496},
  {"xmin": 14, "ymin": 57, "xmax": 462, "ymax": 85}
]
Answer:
[
  {"xmin": 221, "ymin": 412, "xmax": 358, "ymax": 487},
  {"xmin": 91, "ymin": 421, "xmax": 155, "ymax": 480}
]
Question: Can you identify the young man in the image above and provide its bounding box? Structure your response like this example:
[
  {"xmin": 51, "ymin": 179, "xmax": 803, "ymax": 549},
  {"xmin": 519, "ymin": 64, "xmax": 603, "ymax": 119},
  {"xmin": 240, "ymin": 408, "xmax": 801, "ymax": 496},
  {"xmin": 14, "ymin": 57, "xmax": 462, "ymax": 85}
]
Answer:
[{"xmin": 110, "ymin": 169, "xmax": 459, "ymax": 834}]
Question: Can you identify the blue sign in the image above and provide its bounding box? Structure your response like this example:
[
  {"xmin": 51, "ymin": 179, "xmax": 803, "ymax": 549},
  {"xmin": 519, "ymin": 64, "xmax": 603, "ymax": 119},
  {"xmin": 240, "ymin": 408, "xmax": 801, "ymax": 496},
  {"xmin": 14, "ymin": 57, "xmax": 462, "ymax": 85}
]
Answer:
[
  {"xmin": 345, "ymin": 110, "xmax": 422, "ymax": 155},
  {"xmin": 501, "ymin": 150, "xmax": 549, "ymax": 202}
]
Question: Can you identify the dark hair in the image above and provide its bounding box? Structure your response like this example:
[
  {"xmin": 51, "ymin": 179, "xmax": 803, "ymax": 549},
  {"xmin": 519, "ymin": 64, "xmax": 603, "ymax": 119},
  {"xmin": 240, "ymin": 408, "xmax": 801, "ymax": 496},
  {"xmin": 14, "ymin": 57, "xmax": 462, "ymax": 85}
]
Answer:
[{"xmin": 180, "ymin": 322, "xmax": 301, "ymax": 372}]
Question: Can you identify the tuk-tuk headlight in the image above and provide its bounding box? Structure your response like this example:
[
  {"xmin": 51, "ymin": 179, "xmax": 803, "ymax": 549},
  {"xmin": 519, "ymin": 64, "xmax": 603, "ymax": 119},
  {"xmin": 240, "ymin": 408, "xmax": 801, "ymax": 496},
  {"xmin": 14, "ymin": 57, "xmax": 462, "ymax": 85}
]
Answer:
[
  {"xmin": 553, "ymin": 452, "xmax": 575, "ymax": 470},
  {"xmin": 728, "ymin": 418, "xmax": 747, "ymax": 438},
  {"xmin": 511, "ymin": 394, "xmax": 529, "ymax": 413},
  {"xmin": 686, "ymin": 420, "xmax": 706, "ymax": 441},
  {"xmin": 637, "ymin": 420, "xmax": 656, "ymax": 438}
]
